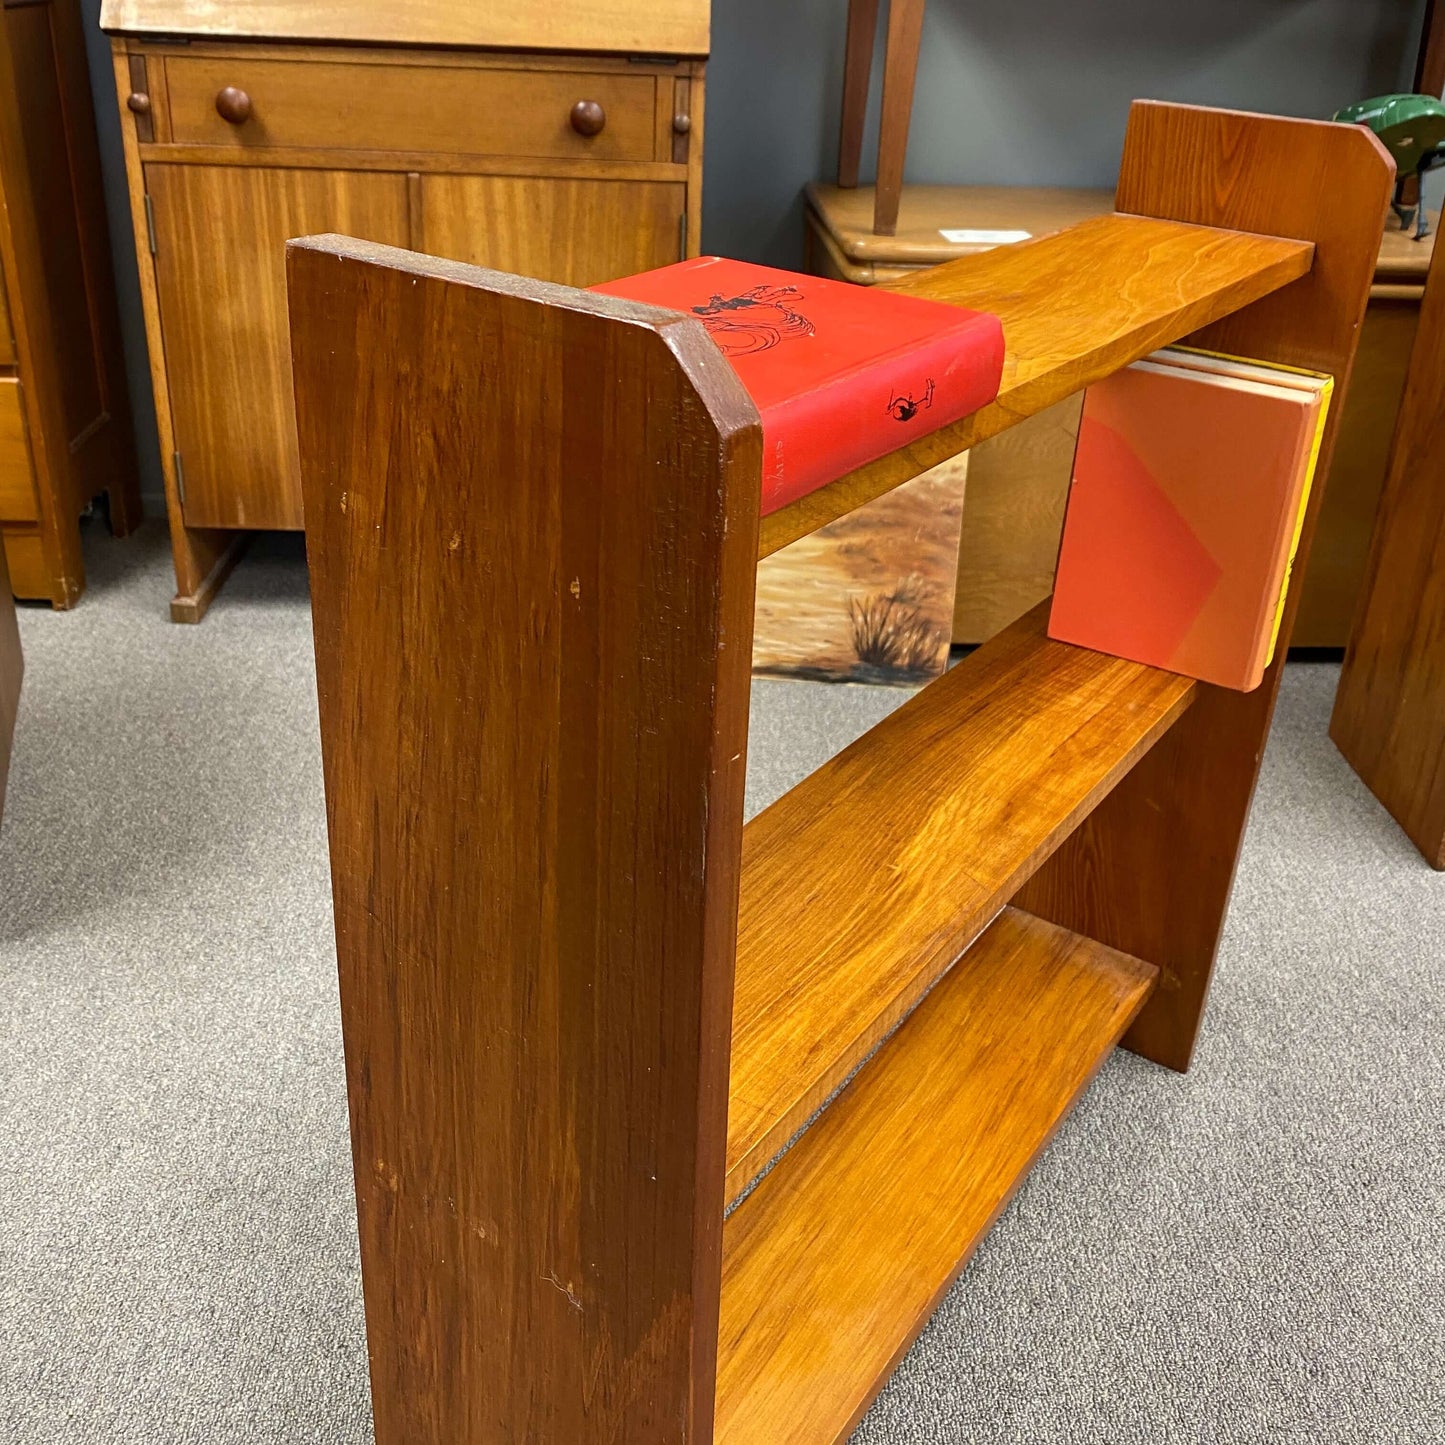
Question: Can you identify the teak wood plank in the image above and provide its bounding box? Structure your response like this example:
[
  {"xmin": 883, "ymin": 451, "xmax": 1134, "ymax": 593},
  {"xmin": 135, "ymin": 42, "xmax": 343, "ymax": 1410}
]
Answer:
[
  {"xmin": 716, "ymin": 906, "xmax": 1157, "ymax": 1445},
  {"xmin": 1020, "ymin": 102, "xmax": 1393, "ymax": 1070},
  {"xmin": 759, "ymin": 210, "xmax": 1313, "ymax": 554},
  {"xmin": 1331, "ymin": 215, "xmax": 1445, "ymax": 868},
  {"xmin": 725, "ymin": 602, "xmax": 1194, "ymax": 1199},
  {"xmin": 288, "ymin": 237, "xmax": 761, "ymax": 1445}
]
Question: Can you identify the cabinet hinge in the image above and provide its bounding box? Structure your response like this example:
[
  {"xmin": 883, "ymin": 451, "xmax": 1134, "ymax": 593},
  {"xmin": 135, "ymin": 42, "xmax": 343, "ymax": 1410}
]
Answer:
[
  {"xmin": 144, "ymin": 194, "xmax": 157, "ymax": 256},
  {"xmin": 173, "ymin": 451, "xmax": 186, "ymax": 508}
]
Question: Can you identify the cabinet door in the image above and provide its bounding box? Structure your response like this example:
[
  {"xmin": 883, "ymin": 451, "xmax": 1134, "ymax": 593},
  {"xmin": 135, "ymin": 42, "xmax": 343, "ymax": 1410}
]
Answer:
[
  {"xmin": 418, "ymin": 175, "xmax": 685, "ymax": 288},
  {"xmin": 148, "ymin": 165, "xmax": 410, "ymax": 530}
]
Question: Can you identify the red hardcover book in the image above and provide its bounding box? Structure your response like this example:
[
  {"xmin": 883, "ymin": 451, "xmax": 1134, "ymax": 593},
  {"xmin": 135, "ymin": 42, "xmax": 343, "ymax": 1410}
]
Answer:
[{"xmin": 589, "ymin": 257, "xmax": 1005, "ymax": 514}]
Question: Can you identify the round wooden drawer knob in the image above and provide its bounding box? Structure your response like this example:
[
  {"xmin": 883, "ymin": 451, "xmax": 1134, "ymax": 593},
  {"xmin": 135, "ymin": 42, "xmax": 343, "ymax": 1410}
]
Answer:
[
  {"xmin": 215, "ymin": 86, "xmax": 253, "ymax": 125},
  {"xmin": 672, "ymin": 113, "xmax": 692, "ymax": 135},
  {"xmin": 569, "ymin": 100, "xmax": 606, "ymax": 137},
  {"xmin": 127, "ymin": 91, "xmax": 152, "ymax": 117}
]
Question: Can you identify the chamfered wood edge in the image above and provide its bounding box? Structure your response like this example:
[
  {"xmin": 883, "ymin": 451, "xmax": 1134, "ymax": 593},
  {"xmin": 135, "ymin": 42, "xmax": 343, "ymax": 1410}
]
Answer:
[
  {"xmin": 288, "ymin": 235, "xmax": 766, "ymax": 1442},
  {"xmin": 286, "ymin": 234, "xmax": 762, "ymax": 442}
]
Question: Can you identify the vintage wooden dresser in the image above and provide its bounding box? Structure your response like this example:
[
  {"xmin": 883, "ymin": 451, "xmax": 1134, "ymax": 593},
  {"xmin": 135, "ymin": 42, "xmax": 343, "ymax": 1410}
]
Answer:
[{"xmin": 100, "ymin": 0, "xmax": 709, "ymax": 619}]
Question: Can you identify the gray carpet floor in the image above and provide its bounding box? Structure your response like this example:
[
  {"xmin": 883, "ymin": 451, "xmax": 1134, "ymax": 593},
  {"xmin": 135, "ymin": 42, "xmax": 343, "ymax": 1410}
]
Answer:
[{"xmin": 1, "ymin": 522, "xmax": 1442, "ymax": 1444}]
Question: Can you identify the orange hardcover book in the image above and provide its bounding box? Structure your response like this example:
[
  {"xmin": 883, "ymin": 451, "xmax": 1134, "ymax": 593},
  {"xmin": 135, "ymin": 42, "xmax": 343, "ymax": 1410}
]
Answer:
[{"xmin": 1047, "ymin": 350, "xmax": 1332, "ymax": 691}]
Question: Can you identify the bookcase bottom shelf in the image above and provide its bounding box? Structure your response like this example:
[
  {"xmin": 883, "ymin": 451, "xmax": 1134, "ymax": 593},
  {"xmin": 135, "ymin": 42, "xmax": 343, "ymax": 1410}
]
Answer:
[{"xmin": 714, "ymin": 906, "xmax": 1157, "ymax": 1445}]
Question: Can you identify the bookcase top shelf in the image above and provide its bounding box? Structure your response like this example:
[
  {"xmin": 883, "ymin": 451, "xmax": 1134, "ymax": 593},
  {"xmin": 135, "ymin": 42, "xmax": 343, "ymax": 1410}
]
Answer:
[{"xmin": 759, "ymin": 212, "xmax": 1315, "ymax": 556}]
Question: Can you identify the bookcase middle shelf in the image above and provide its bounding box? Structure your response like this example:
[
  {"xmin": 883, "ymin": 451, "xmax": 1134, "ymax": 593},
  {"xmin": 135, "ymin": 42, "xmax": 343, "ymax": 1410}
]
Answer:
[{"xmin": 725, "ymin": 600, "xmax": 1197, "ymax": 1203}]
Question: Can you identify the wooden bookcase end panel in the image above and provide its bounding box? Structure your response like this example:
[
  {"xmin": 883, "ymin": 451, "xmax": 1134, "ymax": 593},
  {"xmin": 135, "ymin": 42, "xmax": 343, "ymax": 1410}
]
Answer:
[
  {"xmin": 1019, "ymin": 102, "xmax": 1394, "ymax": 1072},
  {"xmin": 288, "ymin": 236, "xmax": 761, "ymax": 1445}
]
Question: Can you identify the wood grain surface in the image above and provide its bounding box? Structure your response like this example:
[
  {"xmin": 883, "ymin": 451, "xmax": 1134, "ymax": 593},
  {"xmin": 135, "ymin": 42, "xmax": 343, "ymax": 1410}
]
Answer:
[
  {"xmin": 835, "ymin": 0, "xmax": 879, "ymax": 192},
  {"xmin": 1293, "ymin": 294, "xmax": 1421, "ymax": 647},
  {"xmin": 726, "ymin": 602, "xmax": 1193, "ymax": 1199},
  {"xmin": 1331, "ymin": 223, "xmax": 1445, "ymax": 868},
  {"xmin": 0, "ymin": 379, "xmax": 32, "ymax": 520},
  {"xmin": 716, "ymin": 907, "xmax": 1156, "ymax": 1445},
  {"xmin": 872, "ymin": 0, "xmax": 925, "ymax": 236},
  {"xmin": 416, "ymin": 173, "xmax": 685, "ymax": 286},
  {"xmin": 1019, "ymin": 101, "xmax": 1393, "ymax": 1069},
  {"xmin": 289, "ymin": 237, "xmax": 761, "ymax": 1445},
  {"xmin": 150, "ymin": 164, "xmax": 410, "ymax": 530},
  {"xmin": 0, "ymin": 254, "xmax": 12, "ymax": 365},
  {"xmin": 951, "ymin": 393, "xmax": 1082, "ymax": 643},
  {"xmin": 760, "ymin": 210, "xmax": 1313, "ymax": 554},
  {"xmin": 109, "ymin": 39, "xmax": 230, "ymax": 621},
  {"xmin": 101, "ymin": 0, "xmax": 710, "ymax": 55}
]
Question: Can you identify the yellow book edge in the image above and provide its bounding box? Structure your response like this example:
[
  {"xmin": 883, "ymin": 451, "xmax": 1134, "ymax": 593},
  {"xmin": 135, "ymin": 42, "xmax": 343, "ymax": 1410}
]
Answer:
[{"xmin": 1158, "ymin": 346, "xmax": 1335, "ymax": 672}]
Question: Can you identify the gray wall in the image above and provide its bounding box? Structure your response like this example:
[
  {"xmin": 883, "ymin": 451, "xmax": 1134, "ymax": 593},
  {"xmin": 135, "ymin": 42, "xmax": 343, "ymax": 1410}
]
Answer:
[
  {"xmin": 703, "ymin": 0, "xmax": 1429, "ymax": 266},
  {"xmin": 76, "ymin": 1, "xmax": 1431, "ymax": 511}
]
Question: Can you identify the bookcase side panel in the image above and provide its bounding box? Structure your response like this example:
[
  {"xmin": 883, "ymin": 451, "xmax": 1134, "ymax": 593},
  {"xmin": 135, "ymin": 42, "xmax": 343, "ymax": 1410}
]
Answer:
[
  {"xmin": 1019, "ymin": 102, "xmax": 1393, "ymax": 1070},
  {"xmin": 288, "ymin": 238, "xmax": 760, "ymax": 1443}
]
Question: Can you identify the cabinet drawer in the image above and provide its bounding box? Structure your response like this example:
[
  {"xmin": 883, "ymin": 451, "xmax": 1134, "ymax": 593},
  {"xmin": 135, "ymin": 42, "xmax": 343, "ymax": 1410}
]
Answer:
[
  {"xmin": 0, "ymin": 379, "xmax": 36, "ymax": 522},
  {"xmin": 163, "ymin": 56, "xmax": 660, "ymax": 162}
]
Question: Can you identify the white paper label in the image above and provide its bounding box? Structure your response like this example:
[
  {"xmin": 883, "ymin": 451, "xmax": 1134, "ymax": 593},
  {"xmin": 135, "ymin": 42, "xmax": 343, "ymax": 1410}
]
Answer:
[{"xmin": 938, "ymin": 228, "xmax": 1032, "ymax": 245}]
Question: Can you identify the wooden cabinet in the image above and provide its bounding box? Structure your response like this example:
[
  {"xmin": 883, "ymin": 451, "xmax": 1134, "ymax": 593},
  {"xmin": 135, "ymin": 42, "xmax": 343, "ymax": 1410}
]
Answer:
[
  {"xmin": 102, "ymin": 11, "xmax": 708, "ymax": 620},
  {"xmin": 0, "ymin": 0, "xmax": 140, "ymax": 605}
]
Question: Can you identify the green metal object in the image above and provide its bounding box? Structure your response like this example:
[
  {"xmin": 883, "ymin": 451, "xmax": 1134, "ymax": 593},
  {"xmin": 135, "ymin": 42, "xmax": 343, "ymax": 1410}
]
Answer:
[{"xmin": 1334, "ymin": 93, "xmax": 1445, "ymax": 240}]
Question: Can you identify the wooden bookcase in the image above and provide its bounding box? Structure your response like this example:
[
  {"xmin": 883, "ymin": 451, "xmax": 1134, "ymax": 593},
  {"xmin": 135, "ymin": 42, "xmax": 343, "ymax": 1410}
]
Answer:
[{"xmin": 287, "ymin": 102, "xmax": 1390, "ymax": 1445}]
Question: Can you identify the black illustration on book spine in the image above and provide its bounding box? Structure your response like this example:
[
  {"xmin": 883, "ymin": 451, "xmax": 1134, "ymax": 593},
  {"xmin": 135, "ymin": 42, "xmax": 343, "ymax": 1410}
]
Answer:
[
  {"xmin": 887, "ymin": 379, "xmax": 935, "ymax": 423},
  {"xmin": 692, "ymin": 285, "xmax": 815, "ymax": 356}
]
